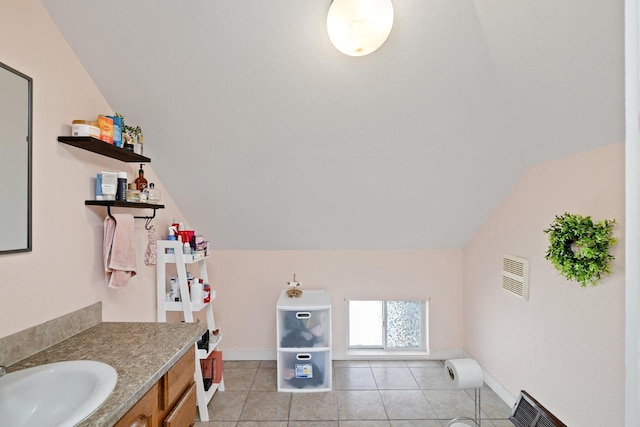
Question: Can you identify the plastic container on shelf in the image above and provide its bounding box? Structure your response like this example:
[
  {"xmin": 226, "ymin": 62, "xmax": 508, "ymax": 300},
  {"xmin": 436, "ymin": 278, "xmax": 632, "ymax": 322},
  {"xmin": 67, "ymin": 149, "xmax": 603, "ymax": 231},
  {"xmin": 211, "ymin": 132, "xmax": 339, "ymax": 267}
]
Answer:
[
  {"xmin": 72, "ymin": 120, "xmax": 100, "ymax": 138},
  {"xmin": 190, "ymin": 279, "xmax": 203, "ymax": 304}
]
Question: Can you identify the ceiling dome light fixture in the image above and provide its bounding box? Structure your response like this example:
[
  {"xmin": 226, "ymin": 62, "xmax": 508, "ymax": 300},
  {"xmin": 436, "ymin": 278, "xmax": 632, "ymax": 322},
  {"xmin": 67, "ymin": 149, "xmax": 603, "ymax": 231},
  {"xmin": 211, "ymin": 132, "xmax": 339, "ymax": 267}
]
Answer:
[{"xmin": 327, "ymin": 0, "xmax": 394, "ymax": 57}]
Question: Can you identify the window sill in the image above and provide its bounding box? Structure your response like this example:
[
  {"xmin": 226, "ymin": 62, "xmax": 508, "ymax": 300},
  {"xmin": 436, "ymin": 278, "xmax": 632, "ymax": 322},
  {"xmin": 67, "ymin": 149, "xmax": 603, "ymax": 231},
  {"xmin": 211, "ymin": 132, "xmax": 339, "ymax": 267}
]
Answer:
[{"xmin": 345, "ymin": 349, "xmax": 431, "ymax": 359}]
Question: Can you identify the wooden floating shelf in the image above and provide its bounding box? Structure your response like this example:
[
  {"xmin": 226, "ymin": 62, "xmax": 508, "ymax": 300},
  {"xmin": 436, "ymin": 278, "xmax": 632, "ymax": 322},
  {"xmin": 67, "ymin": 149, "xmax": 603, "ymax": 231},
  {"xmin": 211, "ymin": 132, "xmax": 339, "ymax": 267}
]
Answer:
[
  {"xmin": 85, "ymin": 200, "xmax": 165, "ymax": 220},
  {"xmin": 85, "ymin": 200, "xmax": 164, "ymax": 209},
  {"xmin": 58, "ymin": 136, "xmax": 150, "ymax": 163}
]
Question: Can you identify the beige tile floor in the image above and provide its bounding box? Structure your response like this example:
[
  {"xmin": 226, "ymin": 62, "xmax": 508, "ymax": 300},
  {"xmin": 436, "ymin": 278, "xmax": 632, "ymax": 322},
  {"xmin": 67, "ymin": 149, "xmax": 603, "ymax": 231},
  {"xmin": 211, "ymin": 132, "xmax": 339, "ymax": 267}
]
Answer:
[{"xmin": 194, "ymin": 360, "xmax": 514, "ymax": 427}]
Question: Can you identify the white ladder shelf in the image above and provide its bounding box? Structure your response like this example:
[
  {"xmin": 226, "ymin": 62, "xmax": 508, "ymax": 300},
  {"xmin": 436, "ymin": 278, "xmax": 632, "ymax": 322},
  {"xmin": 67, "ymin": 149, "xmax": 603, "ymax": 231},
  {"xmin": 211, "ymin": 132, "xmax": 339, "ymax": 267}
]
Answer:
[{"xmin": 156, "ymin": 239, "xmax": 224, "ymax": 422}]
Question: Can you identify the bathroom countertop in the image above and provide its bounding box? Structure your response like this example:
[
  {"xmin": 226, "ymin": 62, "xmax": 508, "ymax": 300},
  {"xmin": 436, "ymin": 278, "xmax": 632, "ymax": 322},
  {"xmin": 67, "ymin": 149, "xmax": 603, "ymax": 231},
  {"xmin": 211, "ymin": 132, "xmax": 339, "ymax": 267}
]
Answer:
[{"xmin": 7, "ymin": 321, "xmax": 207, "ymax": 426}]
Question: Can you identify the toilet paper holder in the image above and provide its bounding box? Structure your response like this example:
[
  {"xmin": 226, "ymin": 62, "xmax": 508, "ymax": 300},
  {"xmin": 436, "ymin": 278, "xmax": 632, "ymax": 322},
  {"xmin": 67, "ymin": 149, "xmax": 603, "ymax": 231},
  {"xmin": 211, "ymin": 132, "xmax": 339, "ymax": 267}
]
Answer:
[
  {"xmin": 444, "ymin": 388, "xmax": 481, "ymax": 427},
  {"xmin": 444, "ymin": 358, "xmax": 483, "ymax": 427}
]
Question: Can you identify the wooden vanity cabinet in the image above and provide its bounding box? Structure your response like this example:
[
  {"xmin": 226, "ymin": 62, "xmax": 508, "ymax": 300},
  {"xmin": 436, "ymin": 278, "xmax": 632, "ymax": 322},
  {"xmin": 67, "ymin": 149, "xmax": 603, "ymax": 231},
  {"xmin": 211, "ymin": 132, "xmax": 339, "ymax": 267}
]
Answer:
[
  {"xmin": 115, "ymin": 350, "xmax": 197, "ymax": 427},
  {"xmin": 163, "ymin": 383, "xmax": 197, "ymax": 427},
  {"xmin": 159, "ymin": 349, "xmax": 197, "ymax": 424},
  {"xmin": 114, "ymin": 382, "xmax": 159, "ymax": 427}
]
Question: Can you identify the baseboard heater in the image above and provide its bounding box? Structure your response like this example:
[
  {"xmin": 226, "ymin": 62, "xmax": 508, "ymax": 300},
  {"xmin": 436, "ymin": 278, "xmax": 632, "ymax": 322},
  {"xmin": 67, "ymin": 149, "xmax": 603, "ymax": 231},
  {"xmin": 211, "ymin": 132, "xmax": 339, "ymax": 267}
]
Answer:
[{"xmin": 509, "ymin": 390, "xmax": 567, "ymax": 427}]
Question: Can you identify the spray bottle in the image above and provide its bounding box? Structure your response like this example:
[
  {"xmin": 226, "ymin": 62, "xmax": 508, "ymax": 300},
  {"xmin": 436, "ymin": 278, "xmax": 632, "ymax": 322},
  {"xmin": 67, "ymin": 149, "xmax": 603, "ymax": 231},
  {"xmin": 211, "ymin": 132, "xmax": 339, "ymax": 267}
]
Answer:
[{"xmin": 167, "ymin": 226, "xmax": 178, "ymax": 254}]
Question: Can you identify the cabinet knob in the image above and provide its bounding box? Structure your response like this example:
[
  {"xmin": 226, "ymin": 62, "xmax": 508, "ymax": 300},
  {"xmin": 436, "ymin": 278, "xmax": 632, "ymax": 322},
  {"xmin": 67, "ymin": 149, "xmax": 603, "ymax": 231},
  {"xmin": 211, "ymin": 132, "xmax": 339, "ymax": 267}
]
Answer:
[{"xmin": 129, "ymin": 415, "xmax": 150, "ymax": 427}]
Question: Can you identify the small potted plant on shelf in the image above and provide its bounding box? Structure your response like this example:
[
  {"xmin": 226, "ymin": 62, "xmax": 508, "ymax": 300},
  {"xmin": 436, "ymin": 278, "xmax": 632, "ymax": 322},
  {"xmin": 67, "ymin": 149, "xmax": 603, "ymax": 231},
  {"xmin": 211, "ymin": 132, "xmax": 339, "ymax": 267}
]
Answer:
[{"xmin": 115, "ymin": 113, "xmax": 143, "ymax": 154}]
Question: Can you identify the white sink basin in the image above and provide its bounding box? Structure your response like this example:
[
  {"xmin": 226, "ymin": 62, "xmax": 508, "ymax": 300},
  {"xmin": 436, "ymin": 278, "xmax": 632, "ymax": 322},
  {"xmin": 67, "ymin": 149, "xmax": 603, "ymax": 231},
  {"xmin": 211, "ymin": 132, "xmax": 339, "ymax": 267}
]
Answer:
[{"xmin": 0, "ymin": 360, "xmax": 118, "ymax": 427}]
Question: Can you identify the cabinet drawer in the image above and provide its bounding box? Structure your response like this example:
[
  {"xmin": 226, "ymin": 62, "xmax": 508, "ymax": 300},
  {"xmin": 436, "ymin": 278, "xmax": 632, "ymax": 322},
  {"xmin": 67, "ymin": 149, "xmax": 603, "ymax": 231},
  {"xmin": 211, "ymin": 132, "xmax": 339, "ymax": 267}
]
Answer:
[
  {"xmin": 277, "ymin": 350, "xmax": 331, "ymax": 391},
  {"xmin": 162, "ymin": 349, "xmax": 195, "ymax": 410},
  {"xmin": 114, "ymin": 382, "xmax": 159, "ymax": 427},
  {"xmin": 278, "ymin": 308, "xmax": 330, "ymax": 348},
  {"xmin": 163, "ymin": 382, "xmax": 197, "ymax": 427}
]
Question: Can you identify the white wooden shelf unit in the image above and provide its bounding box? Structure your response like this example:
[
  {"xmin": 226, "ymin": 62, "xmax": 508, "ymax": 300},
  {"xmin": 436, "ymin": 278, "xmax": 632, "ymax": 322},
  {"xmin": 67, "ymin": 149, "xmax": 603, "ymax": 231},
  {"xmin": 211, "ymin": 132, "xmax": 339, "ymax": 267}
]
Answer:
[{"xmin": 156, "ymin": 239, "xmax": 224, "ymax": 421}]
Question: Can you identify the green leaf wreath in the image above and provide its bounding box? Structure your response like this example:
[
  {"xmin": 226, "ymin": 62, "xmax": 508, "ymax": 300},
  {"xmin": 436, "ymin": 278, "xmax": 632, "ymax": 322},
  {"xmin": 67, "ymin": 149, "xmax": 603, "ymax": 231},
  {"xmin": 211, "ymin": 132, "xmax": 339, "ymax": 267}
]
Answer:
[{"xmin": 543, "ymin": 213, "xmax": 617, "ymax": 287}]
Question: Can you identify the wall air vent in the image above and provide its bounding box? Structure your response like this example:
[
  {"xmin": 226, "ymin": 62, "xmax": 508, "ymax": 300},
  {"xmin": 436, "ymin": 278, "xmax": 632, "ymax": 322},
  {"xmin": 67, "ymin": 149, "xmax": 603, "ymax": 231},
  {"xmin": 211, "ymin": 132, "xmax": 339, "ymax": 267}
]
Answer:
[
  {"xmin": 509, "ymin": 390, "xmax": 567, "ymax": 427},
  {"xmin": 502, "ymin": 254, "xmax": 530, "ymax": 301}
]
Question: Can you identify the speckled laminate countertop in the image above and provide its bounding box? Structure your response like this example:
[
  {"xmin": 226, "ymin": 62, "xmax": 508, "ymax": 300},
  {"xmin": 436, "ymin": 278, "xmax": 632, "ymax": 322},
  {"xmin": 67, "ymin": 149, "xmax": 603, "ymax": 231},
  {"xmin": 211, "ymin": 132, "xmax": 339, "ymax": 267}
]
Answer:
[{"xmin": 7, "ymin": 321, "xmax": 207, "ymax": 427}]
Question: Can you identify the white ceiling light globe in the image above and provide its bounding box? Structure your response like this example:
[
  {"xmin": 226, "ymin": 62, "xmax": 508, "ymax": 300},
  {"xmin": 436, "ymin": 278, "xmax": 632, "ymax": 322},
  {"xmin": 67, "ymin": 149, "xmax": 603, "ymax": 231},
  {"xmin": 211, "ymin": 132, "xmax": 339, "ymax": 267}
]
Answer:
[{"xmin": 327, "ymin": 0, "xmax": 394, "ymax": 57}]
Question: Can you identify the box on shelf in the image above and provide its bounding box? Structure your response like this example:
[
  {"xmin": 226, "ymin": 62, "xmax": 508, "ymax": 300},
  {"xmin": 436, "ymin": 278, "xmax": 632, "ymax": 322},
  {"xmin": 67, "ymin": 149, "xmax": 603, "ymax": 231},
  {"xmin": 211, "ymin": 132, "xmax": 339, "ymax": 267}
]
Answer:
[{"xmin": 200, "ymin": 350, "xmax": 222, "ymax": 391}]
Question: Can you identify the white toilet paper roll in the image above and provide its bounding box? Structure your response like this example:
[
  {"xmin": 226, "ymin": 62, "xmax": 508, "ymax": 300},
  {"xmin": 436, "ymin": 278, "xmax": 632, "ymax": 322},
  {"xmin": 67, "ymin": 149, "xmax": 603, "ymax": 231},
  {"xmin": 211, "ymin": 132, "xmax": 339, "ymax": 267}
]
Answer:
[{"xmin": 444, "ymin": 358, "xmax": 483, "ymax": 389}]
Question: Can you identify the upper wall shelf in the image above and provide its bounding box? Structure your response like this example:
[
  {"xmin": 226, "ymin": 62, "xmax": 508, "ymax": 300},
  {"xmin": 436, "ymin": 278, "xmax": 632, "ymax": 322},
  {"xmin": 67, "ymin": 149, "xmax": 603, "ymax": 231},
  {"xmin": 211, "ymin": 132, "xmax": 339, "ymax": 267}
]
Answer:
[{"xmin": 58, "ymin": 136, "xmax": 150, "ymax": 163}]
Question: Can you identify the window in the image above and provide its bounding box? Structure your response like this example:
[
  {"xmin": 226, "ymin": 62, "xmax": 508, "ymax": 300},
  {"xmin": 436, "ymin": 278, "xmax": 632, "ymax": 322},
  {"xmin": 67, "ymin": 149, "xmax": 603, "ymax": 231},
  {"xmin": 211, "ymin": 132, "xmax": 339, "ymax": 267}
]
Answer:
[{"xmin": 348, "ymin": 300, "xmax": 427, "ymax": 350}]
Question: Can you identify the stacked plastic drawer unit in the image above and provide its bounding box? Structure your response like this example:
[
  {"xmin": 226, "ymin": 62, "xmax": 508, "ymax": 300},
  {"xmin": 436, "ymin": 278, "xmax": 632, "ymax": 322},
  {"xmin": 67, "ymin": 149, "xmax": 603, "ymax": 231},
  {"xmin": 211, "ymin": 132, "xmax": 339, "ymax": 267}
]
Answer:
[{"xmin": 276, "ymin": 290, "xmax": 332, "ymax": 392}]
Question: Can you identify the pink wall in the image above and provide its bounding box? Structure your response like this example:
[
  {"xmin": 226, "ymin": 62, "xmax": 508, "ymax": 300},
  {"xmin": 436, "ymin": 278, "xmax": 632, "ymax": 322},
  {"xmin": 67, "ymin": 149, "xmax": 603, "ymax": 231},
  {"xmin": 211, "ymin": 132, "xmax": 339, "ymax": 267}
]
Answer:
[
  {"xmin": 205, "ymin": 249, "xmax": 463, "ymax": 358},
  {"xmin": 0, "ymin": 0, "xmax": 186, "ymax": 338},
  {"xmin": 463, "ymin": 143, "xmax": 625, "ymax": 426},
  {"xmin": 0, "ymin": 2, "xmax": 465, "ymax": 358},
  {"xmin": 1, "ymin": 6, "xmax": 624, "ymax": 424}
]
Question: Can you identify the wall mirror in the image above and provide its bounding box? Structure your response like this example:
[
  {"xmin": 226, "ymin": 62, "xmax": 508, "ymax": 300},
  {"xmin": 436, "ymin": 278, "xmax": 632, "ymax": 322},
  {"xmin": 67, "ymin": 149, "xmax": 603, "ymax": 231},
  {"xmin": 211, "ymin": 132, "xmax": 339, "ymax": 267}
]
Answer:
[{"xmin": 0, "ymin": 62, "xmax": 32, "ymax": 254}]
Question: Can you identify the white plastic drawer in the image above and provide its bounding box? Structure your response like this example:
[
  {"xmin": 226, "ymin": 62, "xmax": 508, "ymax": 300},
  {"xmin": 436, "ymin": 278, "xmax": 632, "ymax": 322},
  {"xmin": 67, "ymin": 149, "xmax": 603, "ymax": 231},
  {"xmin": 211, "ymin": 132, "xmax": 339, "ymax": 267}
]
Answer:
[
  {"xmin": 277, "ymin": 350, "xmax": 331, "ymax": 391},
  {"xmin": 278, "ymin": 309, "xmax": 330, "ymax": 348}
]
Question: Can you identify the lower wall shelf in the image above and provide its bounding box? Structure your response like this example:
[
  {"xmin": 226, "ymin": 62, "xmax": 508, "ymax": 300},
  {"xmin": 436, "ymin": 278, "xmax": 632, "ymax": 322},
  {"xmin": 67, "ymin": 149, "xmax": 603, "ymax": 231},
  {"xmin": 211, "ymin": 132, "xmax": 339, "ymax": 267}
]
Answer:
[
  {"xmin": 165, "ymin": 300, "xmax": 211, "ymax": 313},
  {"xmin": 197, "ymin": 335, "xmax": 223, "ymax": 359},
  {"xmin": 204, "ymin": 382, "xmax": 220, "ymax": 403},
  {"xmin": 85, "ymin": 200, "xmax": 165, "ymax": 220}
]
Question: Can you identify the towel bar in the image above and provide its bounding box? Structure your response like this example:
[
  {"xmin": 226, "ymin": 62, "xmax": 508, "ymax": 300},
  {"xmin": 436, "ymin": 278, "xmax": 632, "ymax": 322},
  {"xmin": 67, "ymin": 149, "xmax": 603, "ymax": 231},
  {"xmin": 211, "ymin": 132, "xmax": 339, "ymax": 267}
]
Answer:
[
  {"xmin": 85, "ymin": 200, "xmax": 164, "ymax": 221},
  {"xmin": 107, "ymin": 205, "xmax": 157, "ymax": 220}
]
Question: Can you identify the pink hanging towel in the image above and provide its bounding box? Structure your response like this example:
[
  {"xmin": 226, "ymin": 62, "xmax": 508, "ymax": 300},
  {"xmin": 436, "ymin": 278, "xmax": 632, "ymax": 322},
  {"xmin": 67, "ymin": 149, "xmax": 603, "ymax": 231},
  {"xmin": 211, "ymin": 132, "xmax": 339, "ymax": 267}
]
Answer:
[{"xmin": 103, "ymin": 214, "xmax": 137, "ymax": 288}]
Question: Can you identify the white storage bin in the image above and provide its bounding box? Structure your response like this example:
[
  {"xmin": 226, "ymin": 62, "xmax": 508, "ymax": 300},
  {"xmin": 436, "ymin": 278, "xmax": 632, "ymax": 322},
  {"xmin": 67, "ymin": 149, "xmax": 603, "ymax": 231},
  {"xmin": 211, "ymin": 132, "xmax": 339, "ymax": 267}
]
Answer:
[
  {"xmin": 276, "ymin": 289, "xmax": 332, "ymax": 392},
  {"xmin": 278, "ymin": 309, "xmax": 330, "ymax": 348},
  {"xmin": 277, "ymin": 350, "xmax": 331, "ymax": 392}
]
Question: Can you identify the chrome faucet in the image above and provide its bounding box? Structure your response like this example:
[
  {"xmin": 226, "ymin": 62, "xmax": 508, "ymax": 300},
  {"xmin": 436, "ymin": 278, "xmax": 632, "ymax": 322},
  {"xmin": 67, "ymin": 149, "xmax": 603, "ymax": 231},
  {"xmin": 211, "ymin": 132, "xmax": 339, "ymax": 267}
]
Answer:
[{"xmin": 0, "ymin": 366, "xmax": 6, "ymax": 377}]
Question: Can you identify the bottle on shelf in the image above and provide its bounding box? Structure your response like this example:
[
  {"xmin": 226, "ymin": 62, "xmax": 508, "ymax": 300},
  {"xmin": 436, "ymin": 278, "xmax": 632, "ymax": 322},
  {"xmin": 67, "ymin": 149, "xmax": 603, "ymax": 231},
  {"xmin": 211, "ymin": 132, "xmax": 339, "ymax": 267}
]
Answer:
[
  {"xmin": 135, "ymin": 163, "xmax": 148, "ymax": 191},
  {"xmin": 167, "ymin": 226, "xmax": 178, "ymax": 253},
  {"xmin": 169, "ymin": 278, "xmax": 180, "ymax": 302},
  {"xmin": 136, "ymin": 127, "xmax": 144, "ymax": 155},
  {"xmin": 116, "ymin": 172, "xmax": 127, "ymax": 201},
  {"xmin": 191, "ymin": 279, "xmax": 204, "ymax": 304},
  {"xmin": 203, "ymin": 283, "xmax": 211, "ymax": 303},
  {"xmin": 146, "ymin": 182, "xmax": 161, "ymax": 203}
]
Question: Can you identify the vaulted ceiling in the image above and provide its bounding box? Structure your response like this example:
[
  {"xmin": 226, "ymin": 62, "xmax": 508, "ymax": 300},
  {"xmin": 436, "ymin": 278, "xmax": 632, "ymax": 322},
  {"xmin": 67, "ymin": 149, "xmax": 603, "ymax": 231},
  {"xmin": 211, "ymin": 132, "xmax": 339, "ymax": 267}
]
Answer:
[{"xmin": 41, "ymin": 0, "xmax": 624, "ymax": 249}]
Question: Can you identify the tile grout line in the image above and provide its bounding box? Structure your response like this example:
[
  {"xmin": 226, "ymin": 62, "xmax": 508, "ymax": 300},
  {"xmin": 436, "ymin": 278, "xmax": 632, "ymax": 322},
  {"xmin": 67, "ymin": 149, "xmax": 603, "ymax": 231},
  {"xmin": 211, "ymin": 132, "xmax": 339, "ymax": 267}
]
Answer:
[
  {"xmin": 371, "ymin": 365, "xmax": 391, "ymax": 422},
  {"xmin": 236, "ymin": 368, "xmax": 257, "ymax": 423}
]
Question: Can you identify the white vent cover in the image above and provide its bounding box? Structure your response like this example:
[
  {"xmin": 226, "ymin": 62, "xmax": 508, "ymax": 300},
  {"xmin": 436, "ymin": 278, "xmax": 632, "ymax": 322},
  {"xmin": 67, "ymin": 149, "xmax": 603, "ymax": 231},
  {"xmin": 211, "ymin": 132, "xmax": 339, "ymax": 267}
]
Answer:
[{"xmin": 502, "ymin": 254, "xmax": 530, "ymax": 301}]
